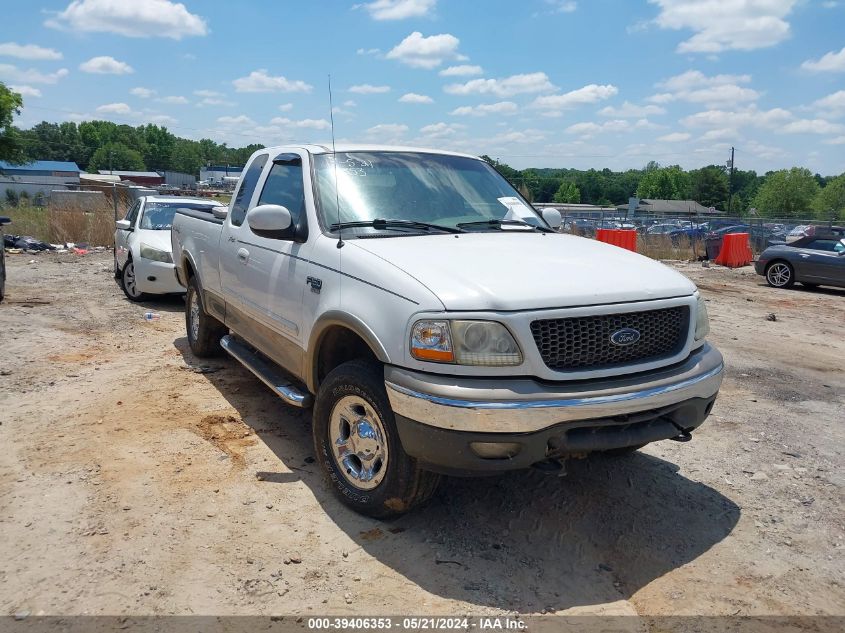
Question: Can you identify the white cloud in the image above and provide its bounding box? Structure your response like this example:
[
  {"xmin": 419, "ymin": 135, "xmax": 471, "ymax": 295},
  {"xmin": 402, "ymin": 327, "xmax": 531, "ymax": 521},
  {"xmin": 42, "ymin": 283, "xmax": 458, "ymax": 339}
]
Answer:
[
  {"xmin": 801, "ymin": 46, "xmax": 845, "ymax": 73},
  {"xmin": 131, "ymin": 87, "xmax": 155, "ymax": 98},
  {"xmin": 566, "ymin": 120, "xmax": 630, "ymax": 137},
  {"xmin": 233, "ymin": 70, "xmax": 313, "ymax": 93},
  {"xmin": 386, "ymin": 32, "xmax": 463, "ymax": 69},
  {"xmin": 824, "ymin": 136, "xmax": 845, "ymax": 145},
  {"xmin": 0, "ymin": 42, "xmax": 62, "ymax": 60},
  {"xmin": 343, "ymin": 100, "xmax": 357, "ymax": 107},
  {"xmin": 779, "ymin": 118, "xmax": 845, "ymax": 134},
  {"xmin": 531, "ymin": 84, "xmax": 618, "ymax": 111},
  {"xmin": 652, "ymin": 70, "xmax": 759, "ymax": 107},
  {"xmin": 146, "ymin": 114, "xmax": 176, "ymax": 126},
  {"xmin": 79, "ymin": 56, "xmax": 133, "ymax": 74},
  {"xmin": 194, "ymin": 89, "xmax": 222, "ymax": 98},
  {"xmin": 700, "ymin": 128, "xmax": 738, "ymax": 141},
  {"xmin": 158, "ymin": 95, "xmax": 188, "ymax": 104},
  {"xmin": 349, "ymin": 84, "xmax": 391, "ymax": 94},
  {"xmin": 9, "ymin": 85, "xmax": 42, "ymax": 98},
  {"xmin": 649, "ymin": 0, "xmax": 798, "ymax": 53},
  {"xmin": 96, "ymin": 102, "xmax": 132, "ymax": 115},
  {"xmin": 356, "ymin": 48, "xmax": 381, "ymax": 56},
  {"xmin": 0, "ymin": 64, "xmax": 69, "ymax": 84},
  {"xmin": 47, "ymin": 0, "xmax": 208, "ymax": 39},
  {"xmin": 278, "ymin": 103, "xmax": 294, "ymax": 112},
  {"xmin": 598, "ymin": 101, "xmax": 665, "ymax": 118},
  {"xmin": 366, "ymin": 123, "xmax": 409, "ymax": 137},
  {"xmin": 419, "ymin": 122, "xmax": 465, "ymax": 138},
  {"xmin": 355, "ymin": 0, "xmax": 436, "ymax": 20},
  {"xmin": 490, "ymin": 129, "xmax": 545, "ymax": 144},
  {"xmin": 439, "ymin": 64, "xmax": 483, "ymax": 77},
  {"xmin": 657, "ymin": 132, "xmax": 692, "ymax": 142},
  {"xmin": 450, "ymin": 101, "xmax": 518, "ymax": 116},
  {"xmin": 198, "ymin": 97, "xmax": 235, "ymax": 107},
  {"xmin": 445, "ymin": 72, "xmax": 555, "ymax": 97},
  {"xmin": 681, "ymin": 105, "xmax": 793, "ymax": 130},
  {"xmin": 217, "ymin": 115, "xmax": 256, "ymax": 126},
  {"xmin": 270, "ymin": 117, "xmax": 332, "ymax": 130},
  {"xmin": 399, "ymin": 92, "xmax": 434, "ymax": 103},
  {"xmin": 537, "ymin": 0, "xmax": 577, "ymax": 15},
  {"xmin": 811, "ymin": 90, "xmax": 845, "ymax": 118}
]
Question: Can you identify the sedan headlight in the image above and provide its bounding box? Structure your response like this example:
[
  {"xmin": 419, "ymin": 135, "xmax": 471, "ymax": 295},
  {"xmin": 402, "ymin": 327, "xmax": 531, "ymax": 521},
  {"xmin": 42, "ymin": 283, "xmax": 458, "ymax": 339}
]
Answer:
[
  {"xmin": 695, "ymin": 294, "xmax": 710, "ymax": 341},
  {"xmin": 410, "ymin": 320, "xmax": 522, "ymax": 366},
  {"xmin": 139, "ymin": 243, "xmax": 173, "ymax": 263}
]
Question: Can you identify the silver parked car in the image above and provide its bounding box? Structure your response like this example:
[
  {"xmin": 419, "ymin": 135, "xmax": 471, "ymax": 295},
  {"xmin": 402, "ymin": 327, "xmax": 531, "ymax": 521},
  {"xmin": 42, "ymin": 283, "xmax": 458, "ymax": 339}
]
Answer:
[{"xmin": 755, "ymin": 232, "xmax": 845, "ymax": 290}]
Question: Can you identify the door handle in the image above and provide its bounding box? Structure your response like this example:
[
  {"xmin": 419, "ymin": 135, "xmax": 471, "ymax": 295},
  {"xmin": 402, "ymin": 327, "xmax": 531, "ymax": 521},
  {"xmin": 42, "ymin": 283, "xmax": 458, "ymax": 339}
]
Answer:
[
  {"xmin": 799, "ymin": 253, "xmax": 810, "ymax": 258},
  {"xmin": 237, "ymin": 247, "xmax": 249, "ymax": 263}
]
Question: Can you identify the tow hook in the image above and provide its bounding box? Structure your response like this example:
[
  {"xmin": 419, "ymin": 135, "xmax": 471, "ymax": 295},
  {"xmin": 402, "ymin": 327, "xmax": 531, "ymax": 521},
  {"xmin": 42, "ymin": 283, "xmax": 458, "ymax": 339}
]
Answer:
[
  {"xmin": 532, "ymin": 458, "xmax": 566, "ymax": 476},
  {"xmin": 668, "ymin": 420, "xmax": 693, "ymax": 442}
]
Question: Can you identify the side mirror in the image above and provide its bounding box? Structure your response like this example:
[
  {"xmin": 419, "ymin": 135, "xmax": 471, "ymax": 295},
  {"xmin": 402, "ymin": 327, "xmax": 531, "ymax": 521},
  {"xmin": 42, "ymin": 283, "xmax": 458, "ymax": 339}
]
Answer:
[
  {"xmin": 212, "ymin": 206, "xmax": 228, "ymax": 220},
  {"xmin": 541, "ymin": 207, "xmax": 562, "ymax": 230},
  {"xmin": 247, "ymin": 204, "xmax": 292, "ymax": 236},
  {"xmin": 116, "ymin": 219, "xmax": 132, "ymax": 231}
]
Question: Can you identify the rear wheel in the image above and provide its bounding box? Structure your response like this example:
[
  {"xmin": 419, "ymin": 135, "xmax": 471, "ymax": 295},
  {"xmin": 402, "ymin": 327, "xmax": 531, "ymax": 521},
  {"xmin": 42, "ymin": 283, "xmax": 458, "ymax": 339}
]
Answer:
[
  {"xmin": 313, "ymin": 359, "xmax": 440, "ymax": 518},
  {"xmin": 120, "ymin": 257, "xmax": 148, "ymax": 301},
  {"xmin": 185, "ymin": 276, "xmax": 226, "ymax": 357},
  {"xmin": 765, "ymin": 261, "xmax": 794, "ymax": 288}
]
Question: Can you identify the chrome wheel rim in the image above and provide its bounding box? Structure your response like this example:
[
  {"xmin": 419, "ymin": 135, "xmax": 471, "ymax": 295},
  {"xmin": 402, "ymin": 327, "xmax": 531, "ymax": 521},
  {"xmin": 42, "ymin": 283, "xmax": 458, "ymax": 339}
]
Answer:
[
  {"xmin": 189, "ymin": 290, "xmax": 201, "ymax": 341},
  {"xmin": 329, "ymin": 395, "xmax": 388, "ymax": 490},
  {"xmin": 767, "ymin": 263, "xmax": 791, "ymax": 287},
  {"xmin": 124, "ymin": 262, "xmax": 141, "ymax": 297}
]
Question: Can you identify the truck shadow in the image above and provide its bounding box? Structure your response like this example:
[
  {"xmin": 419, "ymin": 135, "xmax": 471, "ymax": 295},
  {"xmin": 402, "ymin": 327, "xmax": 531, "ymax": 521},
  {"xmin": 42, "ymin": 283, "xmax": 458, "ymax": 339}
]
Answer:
[{"xmin": 175, "ymin": 337, "xmax": 741, "ymax": 613}]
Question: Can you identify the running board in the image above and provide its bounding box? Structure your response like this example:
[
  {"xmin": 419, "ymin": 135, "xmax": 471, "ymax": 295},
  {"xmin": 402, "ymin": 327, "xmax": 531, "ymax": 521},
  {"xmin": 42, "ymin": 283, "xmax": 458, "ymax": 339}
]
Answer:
[{"xmin": 220, "ymin": 335, "xmax": 313, "ymax": 408}]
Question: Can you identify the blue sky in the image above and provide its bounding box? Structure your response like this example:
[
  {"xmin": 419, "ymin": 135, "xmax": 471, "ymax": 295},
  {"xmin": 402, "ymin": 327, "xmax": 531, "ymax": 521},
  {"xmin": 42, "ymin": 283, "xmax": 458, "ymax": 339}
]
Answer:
[{"xmin": 1, "ymin": 0, "xmax": 844, "ymax": 173}]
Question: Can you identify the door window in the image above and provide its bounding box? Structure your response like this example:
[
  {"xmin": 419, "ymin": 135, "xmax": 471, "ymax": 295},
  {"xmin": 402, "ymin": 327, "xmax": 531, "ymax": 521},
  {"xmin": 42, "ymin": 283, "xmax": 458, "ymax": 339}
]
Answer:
[
  {"xmin": 124, "ymin": 200, "xmax": 141, "ymax": 225},
  {"xmin": 257, "ymin": 156, "xmax": 306, "ymax": 227},
  {"xmin": 230, "ymin": 154, "xmax": 268, "ymax": 226},
  {"xmin": 804, "ymin": 239, "xmax": 840, "ymax": 252}
]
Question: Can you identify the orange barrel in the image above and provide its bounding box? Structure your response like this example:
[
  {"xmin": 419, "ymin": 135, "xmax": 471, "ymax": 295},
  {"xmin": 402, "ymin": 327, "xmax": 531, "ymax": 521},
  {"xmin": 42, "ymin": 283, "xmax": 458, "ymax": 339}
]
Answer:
[{"xmin": 714, "ymin": 233, "xmax": 753, "ymax": 268}]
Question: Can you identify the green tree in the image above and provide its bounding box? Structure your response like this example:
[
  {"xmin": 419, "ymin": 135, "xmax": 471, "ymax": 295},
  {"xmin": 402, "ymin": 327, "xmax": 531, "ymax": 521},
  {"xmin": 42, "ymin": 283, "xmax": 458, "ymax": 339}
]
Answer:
[
  {"xmin": 553, "ymin": 181, "xmax": 580, "ymax": 203},
  {"xmin": 812, "ymin": 173, "xmax": 845, "ymax": 220},
  {"xmin": 636, "ymin": 165, "xmax": 691, "ymax": 200},
  {"xmin": 88, "ymin": 142, "xmax": 146, "ymax": 172},
  {"xmin": 0, "ymin": 82, "xmax": 25, "ymax": 163},
  {"xmin": 141, "ymin": 124, "xmax": 176, "ymax": 171},
  {"xmin": 690, "ymin": 165, "xmax": 729, "ymax": 209},
  {"xmin": 752, "ymin": 167, "xmax": 819, "ymax": 219},
  {"xmin": 169, "ymin": 140, "xmax": 203, "ymax": 175}
]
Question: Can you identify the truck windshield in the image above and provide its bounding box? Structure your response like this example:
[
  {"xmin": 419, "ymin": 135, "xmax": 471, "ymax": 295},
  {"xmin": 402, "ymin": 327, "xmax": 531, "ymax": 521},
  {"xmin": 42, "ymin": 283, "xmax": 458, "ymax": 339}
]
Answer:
[
  {"xmin": 313, "ymin": 152, "xmax": 543, "ymax": 235},
  {"xmin": 140, "ymin": 202, "xmax": 221, "ymax": 230}
]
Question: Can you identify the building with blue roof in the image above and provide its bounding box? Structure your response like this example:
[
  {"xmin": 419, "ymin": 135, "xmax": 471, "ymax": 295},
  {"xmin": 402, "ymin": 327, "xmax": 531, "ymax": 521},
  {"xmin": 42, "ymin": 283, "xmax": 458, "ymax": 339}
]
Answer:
[{"xmin": 0, "ymin": 160, "xmax": 82, "ymax": 202}]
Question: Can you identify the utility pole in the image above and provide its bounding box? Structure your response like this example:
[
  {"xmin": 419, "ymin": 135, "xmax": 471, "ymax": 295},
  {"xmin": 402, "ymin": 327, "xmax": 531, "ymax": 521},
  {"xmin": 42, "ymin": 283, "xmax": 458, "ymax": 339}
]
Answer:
[
  {"xmin": 727, "ymin": 146, "xmax": 735, "ymax": 216},
  {"xmin": 109, "ymin": 149, "xmax": 114, "ymax": 175}
]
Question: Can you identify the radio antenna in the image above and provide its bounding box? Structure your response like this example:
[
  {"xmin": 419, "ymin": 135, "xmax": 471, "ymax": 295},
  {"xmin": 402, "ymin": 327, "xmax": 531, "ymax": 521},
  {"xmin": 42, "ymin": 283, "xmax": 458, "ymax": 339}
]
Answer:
[{"xmin": 328, "ymin": 74, "xmax": 344, "ymax": 249}]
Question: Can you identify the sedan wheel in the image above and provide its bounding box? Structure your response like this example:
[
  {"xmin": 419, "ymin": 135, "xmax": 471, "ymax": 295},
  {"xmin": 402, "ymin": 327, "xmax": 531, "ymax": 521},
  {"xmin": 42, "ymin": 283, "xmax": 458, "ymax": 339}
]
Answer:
[
  {"xmin": 121, "ymin": 259, "xmax": 147, "ymax": 301},
  {"xmin": 766, "ymin": 261, "xmax": 794, "ymax": 288}
]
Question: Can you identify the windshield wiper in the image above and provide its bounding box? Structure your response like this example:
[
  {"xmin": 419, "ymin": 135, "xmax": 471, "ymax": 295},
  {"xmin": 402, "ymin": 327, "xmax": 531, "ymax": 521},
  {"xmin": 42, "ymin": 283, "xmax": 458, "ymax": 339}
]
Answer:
[
  {"xmin": 329, "ymin": 218, "xmax": 463, "ymax": 234},
  {"xmin": 456, "ymin": 219, "xmax": 554, "ymax": 233}
]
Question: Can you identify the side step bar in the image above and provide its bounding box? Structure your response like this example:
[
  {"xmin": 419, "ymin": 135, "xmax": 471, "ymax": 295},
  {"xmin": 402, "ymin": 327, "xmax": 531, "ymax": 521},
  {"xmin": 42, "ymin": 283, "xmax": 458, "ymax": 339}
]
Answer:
[{"xmin": 220, "ymin": 335, "xmax": 313, "ymax": 408}]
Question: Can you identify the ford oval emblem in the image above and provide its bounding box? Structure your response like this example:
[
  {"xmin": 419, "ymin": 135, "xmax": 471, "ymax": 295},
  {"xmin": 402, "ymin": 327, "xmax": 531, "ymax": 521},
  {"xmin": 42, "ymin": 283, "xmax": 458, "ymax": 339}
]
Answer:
[{"xmin": 610, "ymin": 328, "xmax": 640, "ymax": 346}]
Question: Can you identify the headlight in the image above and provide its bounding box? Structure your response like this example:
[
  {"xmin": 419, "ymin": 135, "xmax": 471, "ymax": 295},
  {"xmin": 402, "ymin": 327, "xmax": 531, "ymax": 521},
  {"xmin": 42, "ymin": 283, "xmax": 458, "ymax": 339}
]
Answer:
[
  {"xmin": 410, "ymin": 320, "xmax": 523, "ymax": 366},
  {"xmin": 139, "ymin": 243, "xmax": 173, "ymax": 263},
  {"xmin": 695, "ymin": 294, "xmax": 710, "ymax": 341}
]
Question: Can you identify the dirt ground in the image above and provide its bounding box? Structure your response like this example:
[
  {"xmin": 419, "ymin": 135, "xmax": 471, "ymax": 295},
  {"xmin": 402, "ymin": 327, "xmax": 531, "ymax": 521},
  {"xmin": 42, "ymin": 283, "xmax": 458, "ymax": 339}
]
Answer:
[{"xmin": 0, "ymin": 251, "xmax": 843, "ymax": 618}]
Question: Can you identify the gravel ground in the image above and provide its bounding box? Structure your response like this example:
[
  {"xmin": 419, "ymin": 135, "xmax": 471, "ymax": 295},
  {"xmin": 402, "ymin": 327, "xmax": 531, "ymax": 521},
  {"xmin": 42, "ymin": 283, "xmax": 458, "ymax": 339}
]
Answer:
[{"xmin": 0, "ymin": 251, "xmax": 842, "ymax": 618}]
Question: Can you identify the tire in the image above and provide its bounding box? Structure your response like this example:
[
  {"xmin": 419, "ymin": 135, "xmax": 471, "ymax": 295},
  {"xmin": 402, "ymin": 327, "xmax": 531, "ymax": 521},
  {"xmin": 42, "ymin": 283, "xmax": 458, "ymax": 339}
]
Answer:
[
  {"xmin": 313, "ymin": 359, "xmax": 440, "ymax": 519},
  {"xmin": 603, "ymin": 443, "xmax": 647, "ymax": 456},
  {"xmin": 765, "ymin": 261, "xmax": 795, "ymax": 289},
  {"xmin": 185, "ymin": 276, "xmax": 226, "ymax": 357},
  {"xmin": 120, "ymin": 257, "xmax": 148, "ymax": 302}
]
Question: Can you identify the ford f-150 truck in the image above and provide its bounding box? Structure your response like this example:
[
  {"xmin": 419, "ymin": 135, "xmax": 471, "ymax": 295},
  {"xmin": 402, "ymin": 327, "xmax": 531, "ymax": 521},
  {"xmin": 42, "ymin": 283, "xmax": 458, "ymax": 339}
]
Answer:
[{"xmin": 171, "ymin": 144, "xmax": 723, "ymax": 518}]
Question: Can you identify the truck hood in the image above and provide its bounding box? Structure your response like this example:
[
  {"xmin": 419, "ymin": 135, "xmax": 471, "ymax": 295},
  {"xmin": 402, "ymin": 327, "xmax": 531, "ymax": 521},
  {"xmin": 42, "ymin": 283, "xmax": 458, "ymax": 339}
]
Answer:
[{"xmin": 349, "ymin": 232, "xmax": 696, "ymax": 311}]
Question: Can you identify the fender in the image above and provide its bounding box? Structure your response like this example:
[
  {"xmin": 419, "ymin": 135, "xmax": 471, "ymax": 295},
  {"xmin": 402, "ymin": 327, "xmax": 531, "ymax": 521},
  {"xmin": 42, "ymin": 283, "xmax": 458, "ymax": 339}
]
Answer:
[
  {"xmin": 306, "ymin": 310, "xmax": 390, "ymax": 393},
  {"xmin": 176, "ymin": 250, "xmax": 198, "ymax": 288}
]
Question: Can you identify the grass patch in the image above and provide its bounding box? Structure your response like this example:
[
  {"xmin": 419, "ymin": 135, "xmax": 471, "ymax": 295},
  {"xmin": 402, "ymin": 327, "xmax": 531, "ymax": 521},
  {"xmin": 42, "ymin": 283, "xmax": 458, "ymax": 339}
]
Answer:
[{"xmin": 2, "ymin": 203, "xmax": 117, "ymax": 247}]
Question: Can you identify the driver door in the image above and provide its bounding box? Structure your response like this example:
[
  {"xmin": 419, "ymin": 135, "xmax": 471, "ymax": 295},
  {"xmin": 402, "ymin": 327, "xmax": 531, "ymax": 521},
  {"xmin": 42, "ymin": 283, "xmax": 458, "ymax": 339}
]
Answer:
[{"xmin": 115, "ymin": 199, "xmax": 141, "ymax": 269}]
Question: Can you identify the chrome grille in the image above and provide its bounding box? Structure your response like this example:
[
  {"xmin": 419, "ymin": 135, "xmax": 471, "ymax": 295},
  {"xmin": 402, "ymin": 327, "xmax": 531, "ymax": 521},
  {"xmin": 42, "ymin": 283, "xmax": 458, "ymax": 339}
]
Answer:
[{"xmin": 530, "ymin": 306, "xmax": 690, "ymax": 371}]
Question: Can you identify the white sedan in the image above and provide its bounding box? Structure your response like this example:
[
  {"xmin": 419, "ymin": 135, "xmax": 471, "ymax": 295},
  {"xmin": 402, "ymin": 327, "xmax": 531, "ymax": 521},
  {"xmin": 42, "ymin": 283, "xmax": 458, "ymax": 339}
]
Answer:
[{"xmin": 114, "ymin": 196, "xmax": 224, "ymax": 301}]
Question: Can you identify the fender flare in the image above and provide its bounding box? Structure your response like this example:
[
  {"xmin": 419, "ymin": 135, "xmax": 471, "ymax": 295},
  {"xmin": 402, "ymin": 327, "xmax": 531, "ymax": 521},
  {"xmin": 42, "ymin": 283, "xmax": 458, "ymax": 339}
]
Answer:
[
  {"xmin": 178, "ymin": 250, "xmax": 200, "ymax": 289},
  {"xmin": 306, "ymin": 311, "xmax": 390, "ymax": 393}
]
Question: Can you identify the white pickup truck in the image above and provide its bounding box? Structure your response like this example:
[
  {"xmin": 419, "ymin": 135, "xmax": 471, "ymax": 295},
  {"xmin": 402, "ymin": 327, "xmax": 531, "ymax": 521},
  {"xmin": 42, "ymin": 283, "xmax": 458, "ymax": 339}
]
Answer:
[{"xmin": 171, "ymin": 145, "xmax": 723, "ymax": 518}]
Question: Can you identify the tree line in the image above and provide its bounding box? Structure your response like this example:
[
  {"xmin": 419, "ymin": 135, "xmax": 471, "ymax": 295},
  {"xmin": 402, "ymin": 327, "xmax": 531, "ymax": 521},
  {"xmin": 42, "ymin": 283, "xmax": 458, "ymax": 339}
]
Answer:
[{"xmin": 0, "ymin": 82, "xmax": 842, "ymax": 220}]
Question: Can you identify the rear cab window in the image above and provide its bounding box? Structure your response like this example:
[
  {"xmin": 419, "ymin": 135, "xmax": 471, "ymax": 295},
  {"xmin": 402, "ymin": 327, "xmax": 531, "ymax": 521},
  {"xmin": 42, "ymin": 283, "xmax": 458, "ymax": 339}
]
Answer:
[{"xmin": 230, "ymin": 154, "xmax": 269, "ymax": 226}]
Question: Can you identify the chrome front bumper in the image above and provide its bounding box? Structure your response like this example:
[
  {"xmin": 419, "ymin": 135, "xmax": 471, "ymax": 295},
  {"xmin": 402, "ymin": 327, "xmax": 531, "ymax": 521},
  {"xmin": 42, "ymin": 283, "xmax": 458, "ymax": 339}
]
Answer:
[{"xmin": 385, "ymin": 343, "xmax": 723, "ymax": 434}]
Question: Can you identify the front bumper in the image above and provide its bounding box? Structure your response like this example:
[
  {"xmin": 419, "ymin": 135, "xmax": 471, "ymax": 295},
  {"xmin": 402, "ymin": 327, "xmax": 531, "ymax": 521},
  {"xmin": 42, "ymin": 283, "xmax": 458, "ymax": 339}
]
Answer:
[
  {"xmin": 135, "ymin": 259, "xmax": 186, "ymax": 295},
  {"xmin": 385, "ymin": 343, "xmax": 723, "ymax": 474}
]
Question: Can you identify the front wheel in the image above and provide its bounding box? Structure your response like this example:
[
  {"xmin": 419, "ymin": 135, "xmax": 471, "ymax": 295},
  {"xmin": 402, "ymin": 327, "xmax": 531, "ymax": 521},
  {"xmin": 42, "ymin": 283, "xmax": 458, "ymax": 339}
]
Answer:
[
  {"xmin": 313, "ymin": 359, "xmax": 440, "ymax": 518},
  {"xmin": 185, "ymin": 276, "xmax": 227, "ymax": 357},
  {"xmin": 765, "ymin": 261, "xmax": 795, "ymax": 288},
  {"xmin": 121, "ymin": 257, "xmax": 148, "ymax": 302}
]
